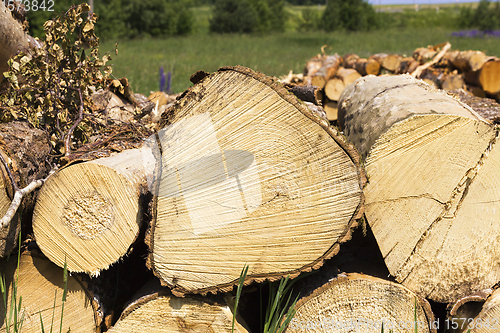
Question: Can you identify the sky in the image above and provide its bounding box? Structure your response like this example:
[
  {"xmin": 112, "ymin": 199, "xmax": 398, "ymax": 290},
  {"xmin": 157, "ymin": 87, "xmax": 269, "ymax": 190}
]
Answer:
[{"xmin": 367, "ymin": 0, "xmax": 481, "ymax": 4}]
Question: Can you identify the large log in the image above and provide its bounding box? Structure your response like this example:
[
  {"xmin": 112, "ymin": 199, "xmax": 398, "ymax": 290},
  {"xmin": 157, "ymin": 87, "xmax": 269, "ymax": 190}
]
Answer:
[
  {"xmin": 33, "ymin": 142, "xmax": 157, "ymax": 275},
  {"xmin": 0, "ymin": 121, "xmax": 51, "ymax": 258},
  {"xmin": 287, "ymin": 273, "xmax": 436, "ymax": 333},
  {"xmin": 147, "ymin": 66, "xmax": 365, "ymax": 296},
  {"xmin": 107, "ymin": 280, "xmax": 249, "ymax": 332},
  {"xmin": 0, "ymin": 252, "xmax": 99, "ymax": 332},
  {"xmin": 338, "ymin": 75, "xmax": 500, "ymax": 303}
]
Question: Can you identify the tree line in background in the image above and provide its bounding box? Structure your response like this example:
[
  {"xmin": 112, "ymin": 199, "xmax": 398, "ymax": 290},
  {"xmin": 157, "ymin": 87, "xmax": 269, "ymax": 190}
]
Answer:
[
  {"xmin": 26, "ymin": 0, "xmax": 194, "ymax": 38},
  {"xmin": 23, "ymin": 0, "xmax": 500, "ymax": 40}
]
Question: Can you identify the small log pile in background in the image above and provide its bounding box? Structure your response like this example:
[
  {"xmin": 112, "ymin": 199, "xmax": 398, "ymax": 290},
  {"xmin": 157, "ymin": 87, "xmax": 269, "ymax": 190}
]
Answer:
[{"xmin": 281, "ymin": 43, "xmax": 500, "ymax": 124}]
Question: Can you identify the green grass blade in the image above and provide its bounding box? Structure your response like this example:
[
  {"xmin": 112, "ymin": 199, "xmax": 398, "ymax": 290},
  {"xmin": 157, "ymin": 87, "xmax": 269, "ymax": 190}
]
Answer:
[
  {"xmin": 50, "ymin": 290, "xmax": 57, "ymax": 333},
  {"xmin": 414, "ymin": 297, "xmax": 418, "ymax": 333},
  {"xmin": 59, "ymin": 260, "xmax": 68, "ymax": 333},
  {"xmin": 232, "ymin": 264, "xmax": 248, "ymax": 333},
  {"xmin": 275, "ymin": 293, "xmax": 299, "ymax": 333},
  {"xmin": 40, "ymin": 311, "xmax": 46, "ymax": 333}
]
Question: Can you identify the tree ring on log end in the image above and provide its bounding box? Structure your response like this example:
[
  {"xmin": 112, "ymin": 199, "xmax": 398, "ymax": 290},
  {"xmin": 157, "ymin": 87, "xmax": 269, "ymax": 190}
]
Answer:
[
  {"xmin": 33, "ymin": 163, "xmax": 141, "ymax": 274},
  {"xmin": 62, "ymin": 191, "xmax": 114, "ymax": 240},
  {"xmin": 148, "ymin": 66, "xmax": 365, "ymax": 295}
]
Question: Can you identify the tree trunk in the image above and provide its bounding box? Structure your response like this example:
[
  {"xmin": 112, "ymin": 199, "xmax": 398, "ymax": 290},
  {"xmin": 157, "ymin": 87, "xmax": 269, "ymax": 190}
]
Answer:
[
  {"xmin": 0, "ymin": 121, "xmax": 51, "ymax": 258},
  {"xmin": 107, "ymin": 280, "xmax": 249, "ymax": 332},
  {"xmin": 147, "ymin": 66, "xmax": 365, "ymax": 296},
  {"xmin": 33, "ymin": 142, "xmax": 158, "ymax": 275},
  {"xmin": 0, "ymin": 252, "xmax": 99, "ymax": 332},
  {"xmin": 0, "ymin": 2, "xmax": 31, "ymax": 76},
  {"xmin": 287, "ymin": 273, "xmax": 436, "ymax": 333},
  {"xmin": 338, "ymin": 74, "xmax": 500, "ymax": 303}
]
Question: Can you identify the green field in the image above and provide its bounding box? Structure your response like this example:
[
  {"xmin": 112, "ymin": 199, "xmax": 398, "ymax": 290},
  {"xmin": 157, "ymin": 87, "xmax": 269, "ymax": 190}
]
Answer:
[{"xmin": 99, "ymin": 4, "xmax": 500, "ymax": 96}]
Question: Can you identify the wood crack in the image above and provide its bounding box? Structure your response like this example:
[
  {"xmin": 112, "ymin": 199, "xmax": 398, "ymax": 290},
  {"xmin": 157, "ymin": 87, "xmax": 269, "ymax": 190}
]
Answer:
[
  {"xmin": 395, "ymin": 128, "xmax": 499, "ymax": 282},
  {"xmin": 367, "ymin": 193, "xmax": 446, "ymax": 206}
]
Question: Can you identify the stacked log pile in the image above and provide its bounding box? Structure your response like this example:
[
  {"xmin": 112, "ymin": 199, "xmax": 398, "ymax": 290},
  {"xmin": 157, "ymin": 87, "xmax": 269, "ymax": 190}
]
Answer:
[
  {"xmin": 283, "ymin": 43, "xmax": 500, "ymax": 123},
  {"xmin": 3, "ymin": 4, "xmax": 500, "ymax": 331}
]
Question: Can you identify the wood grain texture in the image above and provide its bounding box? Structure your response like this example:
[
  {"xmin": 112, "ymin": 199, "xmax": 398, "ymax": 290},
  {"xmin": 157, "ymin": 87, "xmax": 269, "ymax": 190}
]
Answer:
[
  {"xmin": 33, "ymin": 145, "xmax": 157, "ymax": 274},
  {"xmin": 338, "ymin": 74, "xmax": 500, "ymax": 303},
  {"xmin": 0, "ymin": 253, "xmax": 98, "ymax": 332},
  {"xmin": 287, "ymin": 273, "xmax": 436, "ymax": 333},
  {"xmin": 148, "ymin": 66, "xmax": 365, "ymax": 296}
]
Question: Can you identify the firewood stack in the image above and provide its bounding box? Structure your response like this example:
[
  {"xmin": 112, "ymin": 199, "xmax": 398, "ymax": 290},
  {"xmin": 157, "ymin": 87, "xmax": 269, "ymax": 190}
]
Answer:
[
  {"xmin": 284, "ymin": 43, "xmax": 500, "ymax": 123},
  {"xmin": 3, "ymin": 5, "xmax": 500, "ymax": 330}
]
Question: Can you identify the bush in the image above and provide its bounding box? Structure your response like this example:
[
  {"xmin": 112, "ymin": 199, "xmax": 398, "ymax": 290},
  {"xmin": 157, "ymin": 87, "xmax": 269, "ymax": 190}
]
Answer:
[
  {"xmin": 209, "ymin": 0, "xmax": 285, "ymax": 33},
  {"xmin": 475, "ymin": 0, "xmax": 499, "ymax": 31},
  {"xmin": 457, "ymin": 0, "xmax": 499, "ymax": 31},
  {"xmin": 209, "ymin": 0, "xmax": 256, "ymax": 33},
  {"xmin": 321, "ymin": 0, "xmax": 378, "ymax": 31},
  {"xmin": 298, "ymin": 8, "xmax": 321, "ymax": 31}
]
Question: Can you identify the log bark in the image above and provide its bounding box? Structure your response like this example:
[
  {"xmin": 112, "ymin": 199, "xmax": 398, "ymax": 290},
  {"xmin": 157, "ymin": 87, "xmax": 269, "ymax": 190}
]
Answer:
[
  {"xmin": 107, "ymin": 280, "xmax": 249, "ymax": 332},
  {"xmin": 338, "ymin": 74, "xmax": 500, "ymax": 303},
  {"xmin": 33, "ymin": 141, "xmax": 158, "ymax": 275},
  {"xmin": 343, "ymin": 53, "xmax": 359, "ymax": 69},
  {"xmin": 287, "ymin": 273, "xmax": 436, "ymax": 333},
  {"xmin": 0, "ymin": 2, "xmax": 31, "ymax": 76},
  {"xmin": 450, "ymin": 89, "xmax": 500, "ymax": 123},
  {"xmin": 0, "ymin": 252, "xmax": 99, "ymax": 332},
  {"xmin": 413, "ymin": 47, "xmax": 438, "ymax": 63},
  {"xmin": 147, "ymin": 66, "xmax": 365, "ymax": 296},
  {"xmin": 304, "ymin": 55, "xmax": 324, "ymax": 77},
  {"xmin": 0, "ymin": 121, "xmax": 51, "ymax": 258}
]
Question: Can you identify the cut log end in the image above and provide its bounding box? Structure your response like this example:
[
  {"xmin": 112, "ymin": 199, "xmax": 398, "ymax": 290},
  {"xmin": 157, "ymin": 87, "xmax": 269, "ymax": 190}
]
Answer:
[
  {"xmin": 0, "ymin": 253, "xmax": 98, "ymax": 332},
  {"xmin": 150, "ymin": 66, "xmax": 364, "ymax": 295},
  {"xmin": 339, "ymin": 74, "xmax": 500, "ymax": 303},
  {"xmin": 33, "ymin": 162, "xmax": 143, "ymax": 275},
  {"xmin": 108, "ymin": 288, "xmax": 249, "ymax": 332},
  {"xmin": 288, "ymin": 273, "xmax": 436, "ymax": 333}
]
